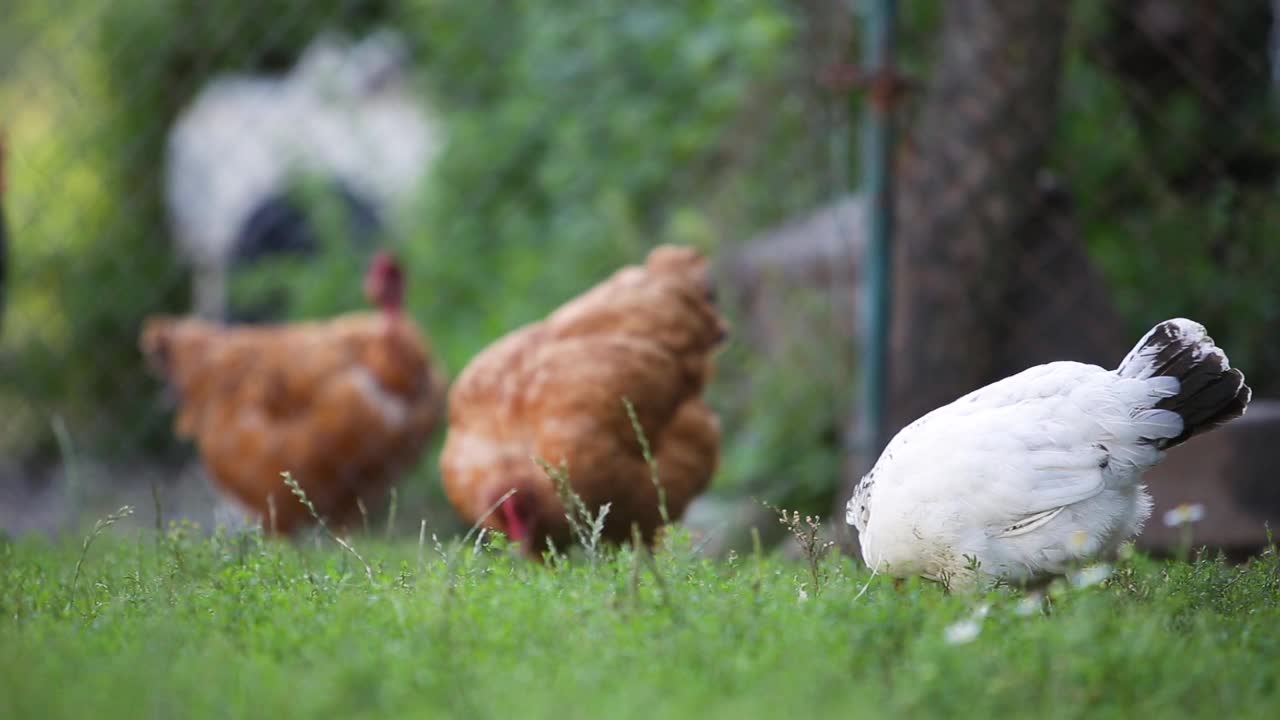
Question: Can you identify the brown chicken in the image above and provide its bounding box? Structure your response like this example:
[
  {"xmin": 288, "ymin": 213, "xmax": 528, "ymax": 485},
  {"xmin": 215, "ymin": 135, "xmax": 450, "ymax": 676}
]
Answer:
[
  {"xmin": 441, "ymin": 244, "xmax": 728, "ymax": 557},
  {"xmin": 141, "ymin": 252, "xmax": 446, "ymax": 535}
]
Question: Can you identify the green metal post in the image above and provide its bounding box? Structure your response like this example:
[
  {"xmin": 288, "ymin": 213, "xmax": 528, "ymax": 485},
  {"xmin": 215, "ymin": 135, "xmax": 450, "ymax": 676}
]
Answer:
[{"xmin": 858, "ymin": 0, "xmax": 896, "ymax": 470}]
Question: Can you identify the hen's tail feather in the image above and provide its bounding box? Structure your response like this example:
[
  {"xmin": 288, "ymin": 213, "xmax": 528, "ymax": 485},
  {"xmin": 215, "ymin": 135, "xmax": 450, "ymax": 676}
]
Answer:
[{"xmin": 1116, "ymin": 318, "xmax": 1251, "ymax": 449}]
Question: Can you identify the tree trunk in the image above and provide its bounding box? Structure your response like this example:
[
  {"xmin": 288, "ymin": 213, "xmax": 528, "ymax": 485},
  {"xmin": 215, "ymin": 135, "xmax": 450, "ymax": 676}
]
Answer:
[
  {"xmin": 716, "ymin": 2, "xmax": 1134, "ymax": 553},
  {"xmin": 886, "ymin": 1, "xmax": 1074, "ymax": 434},
  {"xmin": 833, "ymin": 1, "xmax": 1129, "ymax": 550}
]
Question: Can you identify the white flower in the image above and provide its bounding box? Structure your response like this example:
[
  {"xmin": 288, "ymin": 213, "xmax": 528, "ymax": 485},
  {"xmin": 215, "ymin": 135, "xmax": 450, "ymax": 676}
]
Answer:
[
  {"xmin": 1162, "ymin": 503, "xmax": 1206, "ymax": 528},
  {"xmin": 797, "ymin": 586, "xmax": 809, "ymax": 602},
  {"xmin": 1015, "ymin": 595, "xmax": 1043, "ymax": 617},
  {"xmin": 1070, "ymin": 563, "xmax": 1113, "ymax": 589},
  {"xmin": 944, "ymin": 619, "xmax": 981, "ymax": 645},
  {"xmin": 944, "ymin": 603, "xmax": 991, "ymax": 645}
]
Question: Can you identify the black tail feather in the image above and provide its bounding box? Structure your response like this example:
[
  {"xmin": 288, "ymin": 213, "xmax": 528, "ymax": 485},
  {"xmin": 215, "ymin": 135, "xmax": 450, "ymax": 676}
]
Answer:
[{"xmin": 1116, "ymin": 318, "xmax": 1252, "ymax": 449}]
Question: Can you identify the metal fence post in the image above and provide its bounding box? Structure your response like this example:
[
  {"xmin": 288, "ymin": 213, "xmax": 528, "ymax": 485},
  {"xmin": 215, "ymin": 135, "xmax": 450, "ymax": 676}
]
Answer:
[{"xmin": 856, "ymin": 0, "xmax": 897, "ymax": 474}]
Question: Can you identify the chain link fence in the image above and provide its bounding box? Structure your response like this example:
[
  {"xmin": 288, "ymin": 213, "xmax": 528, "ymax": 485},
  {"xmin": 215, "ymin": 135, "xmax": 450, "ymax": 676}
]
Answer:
[{"xmin": 1, "ymin": 1, "xmax": 1276, "ymax": 549}]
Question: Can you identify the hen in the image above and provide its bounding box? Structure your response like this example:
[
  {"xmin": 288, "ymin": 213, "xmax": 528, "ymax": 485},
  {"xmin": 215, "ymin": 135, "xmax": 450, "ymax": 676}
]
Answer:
[
  {"xmin": 847, "ymin": 318, "xmax": 1250, "ymax": 589},
  {"xmin": 441, "ymin": 245, "xmax": 728, "ymax": 557},
  {"xmin": 141, "ymin": 252, "xmax": 446, "ymax": 534},
  {"xmin": 166, "ymin": 30, "xmax": 440, "ymax": 321}
]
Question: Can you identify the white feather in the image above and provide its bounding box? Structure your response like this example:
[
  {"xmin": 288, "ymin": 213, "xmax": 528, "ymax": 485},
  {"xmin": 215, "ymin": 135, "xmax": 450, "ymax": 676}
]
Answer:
[
  {"xmin": 847, "ymin": 360, "xmax": 1186, "ymax": 587},
  {"xmin": 165, "ymin": 30, "xmax": 444, "ymax": 318}
]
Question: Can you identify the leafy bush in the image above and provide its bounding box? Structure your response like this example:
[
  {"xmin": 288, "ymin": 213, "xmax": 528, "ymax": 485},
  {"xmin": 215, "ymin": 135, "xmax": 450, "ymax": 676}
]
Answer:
[
  {"xmin": 394, "ymin": 1, "xmax": 801, "ymax": 365},
  {"xmin": 0, "ymin": 0, "xmax": 395, "ymax": 459},
  {"xmin": 5, "ymin": 0, "xmax": 1275, "ymax": 528},
  {"xmin": 4, "ymin": 0, "xmax": 837, "ymax": 515},
  {"xmin": 1059, "ymin": 0, "xmax": 1280, "ymax": 394},
  {"xmin": 395, "ymin": 2, "xmax": 858, "ymax": 512}
]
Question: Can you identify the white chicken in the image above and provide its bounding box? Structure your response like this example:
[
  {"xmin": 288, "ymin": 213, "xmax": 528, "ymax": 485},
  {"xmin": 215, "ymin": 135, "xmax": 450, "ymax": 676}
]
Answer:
[
  {"xmin": 847, "ymin": 318, "xmax": 1250, "ymax": 588},
  {"xmin": 165, "ymin": 29, "xmax": 442, "ymax": 320}
]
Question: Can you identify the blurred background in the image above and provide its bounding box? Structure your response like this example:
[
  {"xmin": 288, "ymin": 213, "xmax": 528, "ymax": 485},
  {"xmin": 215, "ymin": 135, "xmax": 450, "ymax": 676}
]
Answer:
[{"xmin": 1, "ymin": 1, "xmax": 1278, "ymax": 553}]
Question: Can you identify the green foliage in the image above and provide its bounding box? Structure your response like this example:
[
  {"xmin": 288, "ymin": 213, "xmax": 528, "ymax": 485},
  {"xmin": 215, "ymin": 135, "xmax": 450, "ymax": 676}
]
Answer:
[
  {"xmin": 226, "ymin": 0, "xmax": 822, "ymax": 513},
  {"xmin": 4, "ymin": 0, "xmax": 1278, "ymax": 527},
  {"xmin": 713, "ymin": 288, "xmax": 853, "ymax": 513},
  {"xmin": 392, "ymin": 2, "xmax": 840, "ymax": 511},
  {"xmin": 395, "ymin": 0, "xmax": 801, "ymax": 368},
  {"xmin": 228, "ymin": 174, "xmax": 375, "ymax": 322},
  {"xmin": 4, "ymin": 1, "xmax": 826, "ymax": 486},
  {"xmin": 84, "ymin": 0, "xmax": 393, "ymax": 446},
  {"xmin": 0, "ymin": 0, "xmax": 395, "ymax": 458},
  {"xmin": 1059, "ymin": 0, "xmax": 1280, "ymax": 394},
  {"xmin": 1, "ymin": 527, "xmax": 1278, "ymax": 718}
]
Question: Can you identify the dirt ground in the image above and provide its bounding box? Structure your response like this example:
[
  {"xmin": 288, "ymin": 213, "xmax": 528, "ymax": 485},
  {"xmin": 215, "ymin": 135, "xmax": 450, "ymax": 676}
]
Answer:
[{"xmin": 0, "ymin": 458, "xmax": 228, "ymax": 538}]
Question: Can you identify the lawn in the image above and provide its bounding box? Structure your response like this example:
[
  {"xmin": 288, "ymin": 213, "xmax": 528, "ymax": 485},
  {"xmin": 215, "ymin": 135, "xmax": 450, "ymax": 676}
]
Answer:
[{"xmin": 1, "ymin": 516, "xmax": 1277, "ymax": 720}]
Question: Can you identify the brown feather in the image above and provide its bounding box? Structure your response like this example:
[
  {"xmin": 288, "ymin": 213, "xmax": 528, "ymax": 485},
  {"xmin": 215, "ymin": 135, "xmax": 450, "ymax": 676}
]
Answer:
[
  {"xmin": 440, "ymin": 244, "xmax": 727, "ymax": 556},
  {"xmin": 140, "ymin": 309, "xmax": 447, "ymax": 535}
]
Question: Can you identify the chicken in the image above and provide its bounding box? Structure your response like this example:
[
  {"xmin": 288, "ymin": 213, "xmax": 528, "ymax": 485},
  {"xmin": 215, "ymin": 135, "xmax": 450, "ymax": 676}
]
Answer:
[
  {"xmin": 847, "ymin": 318, "xmax": 1250, "ymax": 589},
  {"xmin": 165, "ymin": 29, "xmax": 441, "ymax": 321},
  {"xmin": 141, "ymin": 252, "xmax": 446, "ymax": 535},
  {"xmin": 441, "ymin": 245, "xmax": 728, "ymax": 557}
]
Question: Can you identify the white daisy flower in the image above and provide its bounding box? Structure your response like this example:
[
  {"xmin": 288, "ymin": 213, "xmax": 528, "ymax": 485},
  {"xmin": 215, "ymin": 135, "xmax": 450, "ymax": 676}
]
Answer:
[
  {"xmin": 1070, "ymin": 563, "xmax": 1113, "ymax": 589},
  {"xmin": 944, "ymin": 619, "xmax": 981, "ymax": 645},
  {"xmin": 1015, "ymin": 595, "xmax": 1043, "ymax": 617},
  {"xmin": 1162, "ymin": 503, "xmax": 1206, "ymax": 528}
]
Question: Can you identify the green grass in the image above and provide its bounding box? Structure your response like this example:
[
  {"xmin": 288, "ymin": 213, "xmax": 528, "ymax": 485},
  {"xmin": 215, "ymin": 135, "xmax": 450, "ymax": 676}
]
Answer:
[{"xmin": 1, "ymin": 521, "xmax": 1278, "ymax": 720}]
